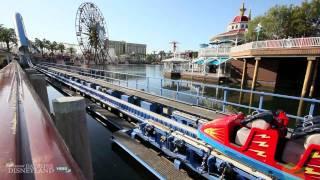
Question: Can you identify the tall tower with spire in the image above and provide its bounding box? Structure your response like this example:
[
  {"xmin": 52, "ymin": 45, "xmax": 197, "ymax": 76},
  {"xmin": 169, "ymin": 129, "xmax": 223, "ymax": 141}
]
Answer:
[
  {"xmin": 240, "ymin": 2, "xmax": 246, "ymax": 17},
  {"xmin": 210, "ymin": 3, "xmax": 251, "ymax": 45}
]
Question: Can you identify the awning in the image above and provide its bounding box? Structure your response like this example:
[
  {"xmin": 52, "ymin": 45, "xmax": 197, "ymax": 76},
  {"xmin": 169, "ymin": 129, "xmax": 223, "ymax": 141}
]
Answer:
[
  {"xmin": 192, "ymin": 57, "xmax": 231, "ymax": 65},
  {"xmin": 207, "ymin": 57, "xmax": 231, "ymax": 65},
  {"xmin": 162, "ymin": 57, "xmax": 189, "ymax": 63},
  {"xmin": 193, "ymin": 57, "xmax": 205, "ymax": 64}
]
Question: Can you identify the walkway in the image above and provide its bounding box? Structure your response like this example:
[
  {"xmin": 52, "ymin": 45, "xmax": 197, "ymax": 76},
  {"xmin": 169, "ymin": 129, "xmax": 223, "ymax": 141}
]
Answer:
[
  {"xmin": 46, "ymin": 67, "xmax": 225, "ymax": 120},
  {"xmin": 112, "ymin": 131, "xmax": 192, "ymax": 180}
]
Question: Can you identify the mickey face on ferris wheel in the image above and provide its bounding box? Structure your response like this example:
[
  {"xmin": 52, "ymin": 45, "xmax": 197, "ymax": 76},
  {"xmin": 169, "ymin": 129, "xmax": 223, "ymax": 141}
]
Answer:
[{"xmin": 96, "ymin": 23, "xmax": 106, "ymax": 43}]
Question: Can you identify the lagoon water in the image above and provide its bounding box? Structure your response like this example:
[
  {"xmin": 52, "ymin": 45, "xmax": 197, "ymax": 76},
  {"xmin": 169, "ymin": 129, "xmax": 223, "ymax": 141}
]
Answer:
[
  {"xmin": 47, "ymin": 86, "xmax": 150, "ymax": 180},
  {"xmin": 89, "ymin": 64, "xmax": 314, "ymax": 117}
]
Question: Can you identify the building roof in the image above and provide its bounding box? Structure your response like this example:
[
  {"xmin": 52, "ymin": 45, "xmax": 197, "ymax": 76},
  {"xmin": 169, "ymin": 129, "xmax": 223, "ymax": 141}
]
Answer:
[
  {"xmin": 210, "ymin": 29, "xmax": 246, "ymax": 41},
  {"xmin": 162, "ymin": 57, "xmax": 189, "ymax": 63},
  {"xmin": 232, "ymin": 15, "xmax": 249, "ymax": 23}
]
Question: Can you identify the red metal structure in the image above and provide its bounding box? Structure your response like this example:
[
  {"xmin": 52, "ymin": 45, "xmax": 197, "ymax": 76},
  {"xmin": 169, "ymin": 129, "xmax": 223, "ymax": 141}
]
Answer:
[
  {"xmin": 199, "ymin": 112, "xmax": 320, "ymax": 179},
  {"xmin": 0, "ymin": 61, "xmax": 85, "ymax": 180}
]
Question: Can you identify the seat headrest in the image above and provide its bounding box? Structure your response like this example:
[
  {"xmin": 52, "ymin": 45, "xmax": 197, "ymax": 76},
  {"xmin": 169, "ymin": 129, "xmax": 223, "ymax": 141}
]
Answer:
[
  {"xmin": 251, "ymin": 119, "xmax": 270, "ymax": 130},
  {"xmin": 305, "ymin": 134, "xmax": 320, "ymax": 149}
]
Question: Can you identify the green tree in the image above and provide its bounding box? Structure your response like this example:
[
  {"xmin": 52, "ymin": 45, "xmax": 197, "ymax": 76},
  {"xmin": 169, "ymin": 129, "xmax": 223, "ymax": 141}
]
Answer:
[
  {"xmin": 87, "ymin": 24, "xmax": 101, "ymax": 64},
  {"xmin": 293, "ymin": 0, "xmax": 320, "ymax": 37},
  {"xmin": 146, "ymin": 54, "xmax": 155, "ymax": 63},
  {"xmin": 0, "ymin": 26, "xmax": 17, "ymax": 52},
  {"xmin": 42, "ymin": 38, "xmax": 50, "ymax": 53},
  {"xmin": 159, "ymin": 50, "xmax": 166, "ymax": 60},
  {"xmin": 57, "ymin": 43, "xmax": 65, "ymax": 54},
  {"xmin": 34, "ymin": 38, "xmax": 45, "ymax": 56},
  {"xmin": 245, "ymin": 0, "xmax": 320, "ymax": 41},
  {"xmin": 67, "ymin": 47, "xmax": 76, "ymax": 56},
  {"xmin": 48, "ymin": 41, "xmax": 57, "ymax": 54}
]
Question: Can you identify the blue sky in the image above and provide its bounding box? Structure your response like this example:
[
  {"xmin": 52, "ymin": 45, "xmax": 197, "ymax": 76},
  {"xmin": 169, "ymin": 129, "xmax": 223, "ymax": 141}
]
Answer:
[{"xmin": 0, "ymin": 0, "xmax": 302, "ymax": 53}]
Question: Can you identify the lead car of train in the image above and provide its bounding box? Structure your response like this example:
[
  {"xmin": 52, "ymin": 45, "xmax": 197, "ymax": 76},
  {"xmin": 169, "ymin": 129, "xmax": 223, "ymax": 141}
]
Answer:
[
  {"xmin": 199, "ymin": 111, "xmax": 320, "ymax": 179},
  {"xmin": 135, "ymin": 110, "xmax": 320, "ymax": 179}
]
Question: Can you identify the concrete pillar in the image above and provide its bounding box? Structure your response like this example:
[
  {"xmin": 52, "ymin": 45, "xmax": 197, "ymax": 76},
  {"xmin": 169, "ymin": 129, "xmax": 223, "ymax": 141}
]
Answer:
[
  {"xmin": 239, "ymin": 59, "xmax": 247, "ymax": 104},
  {"xmin": 297, "ymin": 57, "xmax": 316, "ymax": 117},
  {"xmin": 6, "ymin": 53, "xmax": 10, "ymax": 64},
  {"xmin": 240, "ymin": 59, "xmax": 248, "ymax": 89},
  {"xmin": 25, "ymin": 68, "xmax": 38, "ymax": 79},
  {"xmin": 53, "ymin": 97, "xmax": 93, "ymax": 180},
  {"xmin": 249, "ymin": 57, "xmax": 261, "ymax": 109},
  {"xmin": 29, "ymin": 74, "xmax": 50, "ymax": 111},
  {"xmin": 251, "ymin": 57, "xmax": 261, "ymax": 91}
]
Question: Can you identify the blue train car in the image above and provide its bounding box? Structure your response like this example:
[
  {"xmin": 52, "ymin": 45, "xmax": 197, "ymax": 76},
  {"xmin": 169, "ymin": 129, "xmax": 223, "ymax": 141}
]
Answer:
[
  {"xmin": 171, "ymin": 111, "xmax": 207, "ymax": 128},
  {"xmin": 140, "ymin": 100, "xmax": 160, "ymax": 113},
  {"xmin": 121, "ymin": 95, "xmax": 135, "ymax": 104},
  {"xmin": 106, "ymin": 89, "xmax": 122, "ymax": 98}
]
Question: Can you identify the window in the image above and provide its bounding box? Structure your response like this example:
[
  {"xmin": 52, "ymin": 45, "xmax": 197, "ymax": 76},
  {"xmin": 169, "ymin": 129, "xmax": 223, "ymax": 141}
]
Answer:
[{"xmin": 235, "ymin": 25, "xmax": 238, "ymax": 29}]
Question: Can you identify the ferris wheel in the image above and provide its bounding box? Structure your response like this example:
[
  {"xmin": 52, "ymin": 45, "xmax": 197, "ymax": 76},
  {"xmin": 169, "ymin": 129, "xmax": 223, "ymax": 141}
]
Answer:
[{"xmin": 75, "ymin": 2, "xmax": 109, "ymax": 64}]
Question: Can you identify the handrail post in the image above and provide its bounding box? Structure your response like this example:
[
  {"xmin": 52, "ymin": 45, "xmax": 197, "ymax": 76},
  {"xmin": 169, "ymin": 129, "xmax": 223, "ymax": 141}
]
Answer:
[
  {"xmin": 196, "ymin": 87, "xmax": 200, "ymax": 105},
  {"xmin": 146, "ymin": 77, "xmax": 149, "ymax": 92},
  {"xmin": 160, "ymin": 79, "xmax": 163, "ymax": 96},
  {"xmin": 222, "ymin": 89, "xmax": 228, "ymax": 112},
  {"xmin": 126, "ymin": 74, "xmax": 128, "ymax": 87},
  {"xmin": 176, "ymin": 81, "xmax": 179, "ymax": 100},
  {"xmin": 309, "ymin": 101, "xmax": 315, "ymax": 116},
  {"xmin": 136, "ymin": 79, "xmax": 138, "ymax": 89},
  {"xmin": 258, "ymin": 95, "xmax": 264, "ymax": 111}
]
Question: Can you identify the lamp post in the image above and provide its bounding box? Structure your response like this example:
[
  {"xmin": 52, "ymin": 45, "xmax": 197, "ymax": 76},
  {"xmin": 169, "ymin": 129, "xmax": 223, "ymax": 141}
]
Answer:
[{"xmin": 255, "ymin": 23, "xmax": 262, "ymax": 41}]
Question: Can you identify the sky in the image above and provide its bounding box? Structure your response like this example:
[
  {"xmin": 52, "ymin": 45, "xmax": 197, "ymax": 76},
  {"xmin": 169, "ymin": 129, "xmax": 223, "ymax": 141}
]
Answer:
[{"xmin": 0, "ymin": 0, "xmax": 303, "ymax": 53}]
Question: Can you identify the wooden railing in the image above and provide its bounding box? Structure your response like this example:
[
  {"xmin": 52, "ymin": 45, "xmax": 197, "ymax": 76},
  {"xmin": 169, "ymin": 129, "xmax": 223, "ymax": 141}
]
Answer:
[{"xmin": 231, "ymin": 37, "xmax": 320, "ymax": 53}]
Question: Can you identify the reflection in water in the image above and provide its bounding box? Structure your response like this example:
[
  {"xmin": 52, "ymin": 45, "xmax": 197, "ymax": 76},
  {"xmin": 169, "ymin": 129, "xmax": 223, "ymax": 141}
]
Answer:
[{"xmin": 46, "ymin": 85, "xmax": 146, "ymax": 180}]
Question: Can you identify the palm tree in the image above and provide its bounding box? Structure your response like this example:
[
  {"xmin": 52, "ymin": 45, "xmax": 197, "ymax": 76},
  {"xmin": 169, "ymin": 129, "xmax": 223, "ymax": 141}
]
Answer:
[
  {"xmin": 42, "ymin": 38, "xmax": 50, "ymax": 54},
  {"xmin": 87, "ymin": 23, "xmax": 101, "ymax": 64},
  {"xmin": 34, "ymin": 38, "xmax": 45, "ymax": 56},
  {"xmin": 0, "ymin": 26, "xmax": 17, "ymax": 52},
  {"xmin": 48, "ymin": 41, "xmax": 57, "ymax": 55},
  {"xmin": 159, "ymin": 50, "xmax": 166, "ymax": 60},
  {"xmin": 57, "ymin": 43, "xmax": 65, "ymax": 55},
  {"xmin": 67, "ymin": 47, "xmax": 76, "ymax": 56}
]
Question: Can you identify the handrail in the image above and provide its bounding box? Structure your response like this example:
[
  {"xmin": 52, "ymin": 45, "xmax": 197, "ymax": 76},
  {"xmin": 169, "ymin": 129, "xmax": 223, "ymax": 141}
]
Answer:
[
  {"xmin": 37, "ymin": 63, "xmax": 320, "ymax": 120},
  {"xmin": 0, "ymin": 61, "xmax": 85, "ymax": 180},
  {"xmin": 198, "ymin": 47, "xmax": 230, "ymax": 57},
  {"xmin": 231, "ymin": 37, "xmax": 320, "ymax": 52}
]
